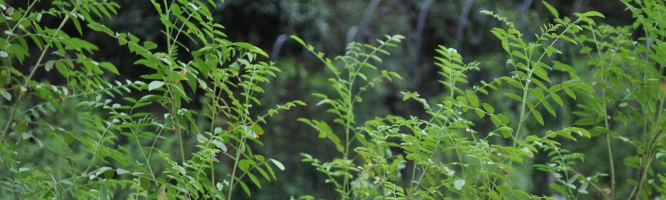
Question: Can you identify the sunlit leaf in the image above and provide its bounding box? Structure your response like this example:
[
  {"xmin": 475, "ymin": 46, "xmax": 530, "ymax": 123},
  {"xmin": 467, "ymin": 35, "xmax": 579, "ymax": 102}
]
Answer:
[
  {"xmin": 543, "ymin": 1, "xmax": 559, "ymax": 19},
  {"xmin": 270, "ymin": 159, "xmax": 285, "ymax": 171},
  {"xmin": 454, "ymin": 179, "xmax": 465, "ymax": 190},
  {"xmin": 148, "ymin": 81, "xmax": 164, "ymax": 91}
]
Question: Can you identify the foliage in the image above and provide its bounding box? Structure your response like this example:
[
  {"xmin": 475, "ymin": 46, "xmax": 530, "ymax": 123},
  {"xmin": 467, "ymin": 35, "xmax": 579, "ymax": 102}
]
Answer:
[
  {"xmin": 0, "ymin": 0, "xmax": 301, "ymax": 199},
  {"xmin": 293, "ymin": 1, "xmax": 666, "ymax": 200},
  {"xmin": 0, "ymin": 0, "xmax": 665, "ymax": 199}
]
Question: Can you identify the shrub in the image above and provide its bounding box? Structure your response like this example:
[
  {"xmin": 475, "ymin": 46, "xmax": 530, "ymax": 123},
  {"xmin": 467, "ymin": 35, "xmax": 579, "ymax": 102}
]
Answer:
[
  {"xmin": 0, "ymin": 0, "xmax": 664, "ymax": 199},
  {"xmin": 294, "ymin": 1, "xmax": 666, "ymax": 199},
  {"xmin": 0, "ymin": 0, "xmax": 300, "ymax": 199}
]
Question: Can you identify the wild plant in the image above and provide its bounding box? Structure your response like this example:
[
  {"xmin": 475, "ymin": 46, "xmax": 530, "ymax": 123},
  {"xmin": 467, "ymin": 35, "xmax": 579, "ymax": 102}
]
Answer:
[{"xmin": 0, "ymin": 0, "xmax": 301, "ymax": 199}]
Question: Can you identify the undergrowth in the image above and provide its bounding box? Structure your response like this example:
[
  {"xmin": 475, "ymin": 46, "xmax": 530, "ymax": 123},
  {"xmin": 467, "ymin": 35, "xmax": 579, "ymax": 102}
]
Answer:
[{"xmin": 0, "ymin": 0, "xmax": 664, "ymax": 200}]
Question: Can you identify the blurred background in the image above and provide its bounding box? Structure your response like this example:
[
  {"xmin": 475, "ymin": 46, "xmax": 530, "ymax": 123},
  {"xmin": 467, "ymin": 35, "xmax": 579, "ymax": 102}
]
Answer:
[{"xmin": 5, "ymin": 0, "xmax": 642, "ymax": 199}]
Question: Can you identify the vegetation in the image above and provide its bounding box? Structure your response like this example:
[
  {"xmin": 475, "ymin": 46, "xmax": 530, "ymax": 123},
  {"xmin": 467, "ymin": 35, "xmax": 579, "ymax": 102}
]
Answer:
[{"xmin": 0, "ymin": 0, "xmax": 665, "ymax": 199}]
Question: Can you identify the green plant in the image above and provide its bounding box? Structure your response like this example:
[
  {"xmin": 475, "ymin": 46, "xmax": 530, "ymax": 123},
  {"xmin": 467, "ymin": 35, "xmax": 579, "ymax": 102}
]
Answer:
[
  {"xmin": 294, "ymin": 34, "xmax": 406, "ymax": 199},
  {"xmin": 2, "ymin": 0, "xmax": 666, "ymax": 199},
  {"xmin": 0, "ymin": 0, "xmax": 301, "ymax": 199},
  {"xmin": 292, "ymin": 1, "xmax": 646, "ymax": 199},
  {"xmin": 566, "ymin": 0, "xmax": 666, "ymax": 199}
]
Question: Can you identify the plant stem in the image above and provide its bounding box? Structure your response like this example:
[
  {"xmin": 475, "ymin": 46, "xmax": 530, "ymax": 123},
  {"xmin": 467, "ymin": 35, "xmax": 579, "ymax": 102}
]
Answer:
[{"xmin": 2, "ymin": 3, "xmax": 73, "ymax": 139}]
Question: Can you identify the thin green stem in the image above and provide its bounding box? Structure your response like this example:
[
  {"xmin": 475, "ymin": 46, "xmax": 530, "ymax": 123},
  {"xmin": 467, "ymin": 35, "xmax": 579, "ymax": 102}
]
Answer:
[
  {"xmin": 590, "ymin": 23, "xmax": 617, "ymax": 200},
  {"xmin": 2, "ymin": 2, "xmax": 73, "ymax": 139}
]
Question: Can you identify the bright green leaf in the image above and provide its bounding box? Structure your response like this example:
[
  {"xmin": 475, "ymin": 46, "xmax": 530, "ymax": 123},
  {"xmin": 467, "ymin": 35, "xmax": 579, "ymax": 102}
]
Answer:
[
  {"xmin": 148, "ymin": 81, "xmax": 164, "ymax": 91},
  {"xmin": 482, "ymin": 103, "xmax": 494, "ymax": 114},
  {"xmin": 543, "ymin": 1, "xmax": 559, "ymax": 19},
  {"xmin": 454, "ymin": 179, "xmax": 465, "ymax": 190},
  {"xmin": 270, "ymin": 159, "xmax": 285, "ymax": 171},
  {"xmin": 545, "ymin": 46, "xmax": 561, "ymax": 57},
  {"xmin": 505, "ymin": 93, "xmax": 522, "ymax": 101}
]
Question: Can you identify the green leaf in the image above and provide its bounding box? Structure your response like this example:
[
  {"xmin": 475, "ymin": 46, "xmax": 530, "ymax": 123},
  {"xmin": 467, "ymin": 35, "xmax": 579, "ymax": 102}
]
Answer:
[
  {"xmin": 559, "ymin": 35, "xmax": 577, "ymax": 45},
  {"xmin": 18, "ymin": 167, "xmax": 30, "ymax": 173},
  {"xmin": 563, "ymin": 87, "xmax": 576, "ymax": 100},
  {"xmin": 579, "ymin": 46, "xmax": 592, "ymax": 54},
  {"xmin": 70, "ymin": 14, "xmax": 83, "ymax": 36},
  {"xmin": 116, "ymin": 168, "xmax": 130, "ymax": 174},
  {"xmin": 532, "ymin": 110, "xmax": 544, "ymax": 125},
  {"xmin": 508, "ymin": 155, "xmax": 524, "ymax": 163},
  {"xmin": 88, "ymin": 23, "xmax": 114, "ymax": 35},
  {"xmin": 532, "ymin": 88, "xmax": 545, "ymax": 100},
  {"xmin": 212, "ymin": 139, "xmax": 227, "ymax": 152},
  {"xmin": 290, "ymin": 35, "xmax": 305, "ymax": 46},
  {"xmin": 235, "ymin": 42, "xmax": 268, "ymax": 57},
  {"xmin": 503, "ymin": 78, "xmax": 524, "ymax": 89},
  {"xmin": 542, "ymin": 100, "xmax": 556, "ymax": 117},
  {"xmin": 573, "ymin": 82, "xmax": 595, "ymax": 93},
  {"xmin": 237, "ymin": 178, "xmax": 251, "ymax": 196},
  {"xmin": 490, "ymin": 115, "xmax": 501, "ymax": 128},
  {"xmin": 549, "ymin": 84, "xmax": 562, "ymax": 93},
  {"xmin": 143, "ymin": 41, "xmax": 158, "ymax": 51},
  {"xmin": 543, "ymin": 1, "xmax": 559, "ymax": 19},
  {"xmin": 505, "ymin": 93, "xmax": 522, "ymax": 101},
  {"xmin": 270, "ymin": 159, "xmax": 285, "ymax": 171},
  {"xmin": 454, "ymin": 179, "xmax": 465, "ymax": 190},
  {"xmin": 533, "ymin": 68, "xmax": 552, "ymax": 83},
  {"xmin": 557, "ymin": 130, "xmax": 577, "ymax": 141},
  {"xmin": 64, "ymin": 133, "xmax": 74, "ymax": 144},
  {"xmin": 574, "ymin": 118, "xmax": 595, "ymax": 126},
  {"xmin": 388, "ymin": 71, "xmax": 403, "ymax": 80},
  {"xmin": 526, "ymin": 135, "xmax": 540, "ymax": 142},
  {"xmin": 45, "ymin": 60, "xmax": 54, "ymax": 72},
  {"xmin": 475, "ymin": 109, "xmax": 485, "ymax": 118},
  {"xmin": 100, "ymin": 182, "xmax": 110, "ymax": 200},
  {"xmin": 511, "ymin": 51, "xmax": 528, "ymax": 61},
  {"xmin": 238, "ymin": 159, "xmax": 252, "ymax": 172},
  {"xmin": 265, "ymin": 164, "xmax": 277, "ymax": 180},
  {"xmin": 569, "ymin": 127, "xmax": 591, "ymax": 138},
  {"xmin": 255, "ymin": 167, "xmax": 271, "ymax": 181},
  {"xmin": 140, "ymin": 176, "xmax": 151, "ymax": 190},
  {"xmin": 0, "ymin": 91, "xmax": 10, "ymax": 101},
  {"xmin": 99, "ymin": 62, "xmax": 119, "ymax": 75},
  {"xmin": 530, "ymin": 77, "xmax": 548, "ymax": 91},
  {"xmin": 482, "ymin": 103, "xmax": 494, "ymax": 114},
  {"xmin": 545, "ymin": 46, "xmax": 561, "ymax": 57},
  {"xmin": 499, "ymin": 127, "xmax": 513, "ymax": 138},
  {"xmin": 316, "ymin": 99, "xmax": 332, "ymax": 106},
  {"xmin": 247, "ymin": 173, "xmax": 261, "ymax": 189},
  {"xmin": 579, "ymin": 11, "xmax": 605, "ymax": 18},
  {"xmin": 402, "ymin": 92, "xmax": 412, "ymax": 101},
  {"xmin": 148, "ymin": 81, "xmax": 164, "ymax": 91},
  {"xmin": 551, "ymin": 93, "xmax": 564, "ymax": 106},
  {"xmin": 467, "ymin": 94, "xmax": 479, "ymax": 107},
  {"xmin": 489, "ymin": 28, "xmax": 507, "ymax": 41},
  {"xmin": 103, "ymin": 170, "xmax": 114, "ymax": 179}
]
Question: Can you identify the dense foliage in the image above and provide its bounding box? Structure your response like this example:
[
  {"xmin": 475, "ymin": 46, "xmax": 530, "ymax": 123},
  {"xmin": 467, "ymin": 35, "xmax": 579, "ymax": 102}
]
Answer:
[{"xmin": 0, "ymin": 0, "xmax": 665, "ymax": 199}]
